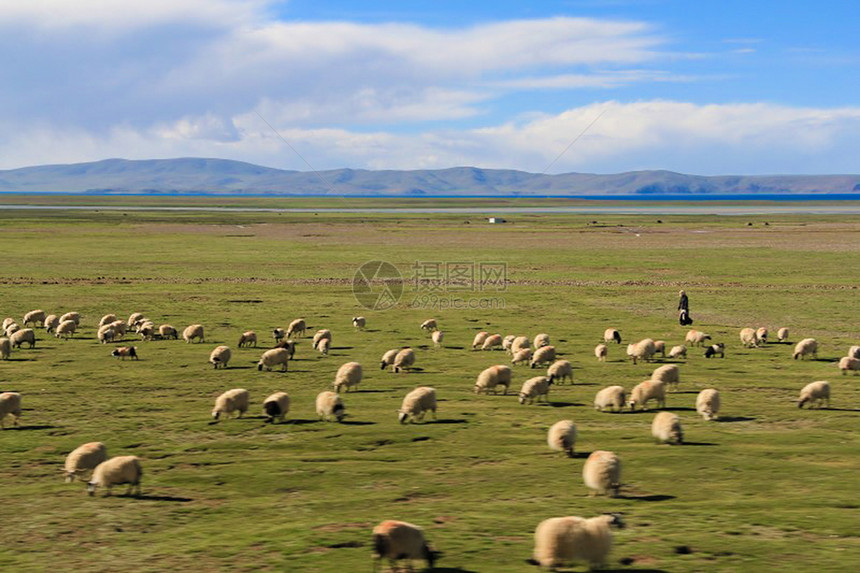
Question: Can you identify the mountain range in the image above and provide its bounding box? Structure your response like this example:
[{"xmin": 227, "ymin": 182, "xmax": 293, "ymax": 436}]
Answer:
[{"xmin": 0, "ymin": 158, "xmax": 858, "ymax": 196}]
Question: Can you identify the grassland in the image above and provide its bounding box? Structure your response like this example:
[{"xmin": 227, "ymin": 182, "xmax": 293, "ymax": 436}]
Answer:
[{"xmin": 0, "ymin": 199, "xmax": 858, "ymax": 572}]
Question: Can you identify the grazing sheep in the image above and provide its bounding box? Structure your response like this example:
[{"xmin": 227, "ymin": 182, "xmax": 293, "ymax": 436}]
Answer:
[
  {"xmin": 137, "ymin": 323, "xmax": 156, "ymax": 341},
  {"xmin": 626, "ymin": 338, "xmax": 656, "ymax": 365},
  {"xmin": 333, "ymin": 361, "xmax": 363, "ymax": 393},
  {"xmin": 64, "ymin": 442, "xmax": 108, "ymax": 482},
  {"xmin": 532, "ymin": 513, "xmax": 625, "ymax": 570},
  {"xmin": 849, "ymin": 345, "xmax": 860, "ymax": 360},
  {"xmin": 263, "ymin": 391, "xmax": 290, "ymax": 423},
  {"xmin": 209, "ymin": 345, "xmax": 232, "ymax": 369},
  {"xmin": 287, "ymin": 319, "xmax": 306, "ymax": 338},
  {"xmin": 317, "ymin": 337, "xmax": 331, "ymax": 356},
  {"xmin": 273, "ymin": 327, "xmax": 286, "ymax": 343},
  {"xmin": 1, "ymin": 317, "xmax": 15, "ymax": 331},
  {"xmin": 530, "ymin": 345, "xmax": 556, "ymax": 368},
  {"xmin": 793, "ymin": 338, "xmax": 818, "ymax": 360},
  {"xmin": 158, "ymin": 324, "xmax": 177, "ymax": 340},
  {"xmin": 474, "ymin": 365, "xmax": 512, "ymax": 395},
  {"xmin": 594, "ymin": 386, "xmax": 626, "ymax": 413},
  {"xmin": 109, "ymin": 320, "xmax": 128, "ymax": 337},
  {"xmin": 0, "ymin": 337, "xmax": 10, "ymax": 360},
  {"xmin": 756, "ymin": 327, "xmax": 768, "ymax": 344},
  {"xmin": 23, "ymin": 309, "xmax": 46, "ymax": 327},
  {"xmin": 654, "ymin": 340, "xmax": 666, "ymax": 357},
  {"xmin": 838, "ymin": 356, "xmax": 860, "ymax": 375},
  {"xmin": 481, "ymin": 333, "xmax": 503, "ymax": 351},
  {"xmin": 55, "ymin": 320, "xmax": 77, "ymax": 339},
  {"xmin": 97, "ymin": 314, "xmax": 117, "ymax": 328},
  {"xmin": 87, "ymin": 456, "xmax": 143, "ymax": 497},
  {"xmin": 651, "ymin": 364, "xmax": 680, "ymax": 391},
  {"xmin": 59, "ymin": 312, "xmax": 80, "ymax": 325},
  {"xmin": 398, "ymin": 386, "xmax": 437, "ymax": 423},
  {"xmin": 652, "ymin": 411, "xmax": 683, "ymax": 444},
  {"xmin": 502, "ymin": 334, "xmax": 516, "ymax": 353},
  {"xmin": 97, "ymin": 326, "xmax": 116, "ymax": 344},
  {"xmin": 312, "ymin": 329, "xmax": 332, "ymax": 350},
  {"xmin": 257, "ymin": 348, "xmax": 290, "ymax": 372},
  {"xmin": 44, "ymin": 314, "xmax": 60, "ymax": 333},
  {"xmin": 380, "ymin": 348, "xmax": 399, "ymax": 371},
  {"xmin": 798, "ymin": 380, "xmax": 830, "ymax": 409},
  {"xmin": 10, "ymin": 328, "xmax": 36, "ymax": 348},
  {"xmin": 547, "ymin": 360, "xmax": 573, "ymax": 385},
  {"xmin": 740, "ymin": 327, "xmax": 758, "ymax": 348},
  {"xmin": 237, "ymin": 331, "xmax": 257, "ymax": 348},
  {"xmin": 420, "ymin": 319, "xmax": 437, "ymax": 332},
  {"xmin": 212, "ymin": 388, "xmax": 250, "ymax": 420},
  {"xmin": 127, "ymin": 312, "xmax": 145, "ymax": 328},
  {"xmin": 511, "ymin": 335, "xmax": 530, "ymax": 354},
  {"xmin": 111, "ymin": 346, "xmax": 138, "ymax": 360},
  {"xmin": 183, "ymin": 324, "xmax": 205, "ymax": 344},
  {"xmin": 704, "ymin": 343, "xmax": 726, "ymax": 358},
  {"xmin": 471, "ymin": 331, "xmax": 489, "ymax": 350},
  {"xmin": 547, "ymin": 420, "xmax": 577, "ymax": 457},
  {"xmin": 315, "ymin": 391, "xmax": 345, "ymax": 422},
  {"xmin": 393, "ymin": 347, "xmax": 415, "ymax": 373},
  {"xmin": 518, "ymin": 376, "xmax": 552, "ymax": 405},
  {"xmin": 628, "ymin": 379, "xmax": 666, "ymax": 411},
  {"xmin": 668, "ymin": 345, "xmax": 687, "ymax": 359},
  {"xmin": 511, "ymin": 348, "xmax": 532, "ymax": 366},
  {"xmin": 778, "ymin": 327, "xmax": 789, "ymax": 342},
  {"xmin": 273, "ymin": 339, "xmax": 296, "ymax": 359},
  {"xmin": 352, "ymin": 316, "xmax": 366, "ymax": 329},
  {"xmin": 534, "ymin": 333, "xmax": 550, "ymax": 349},
  {"xmin": 696, "ymin": 389, "xmax": 721, "ymax": 420},
  {"xmin": 4, "ymin": 322, "xmax": 20, "ymax": 337},
  {"xmin": 685, "ymin": 329, "xmax": 711, "ymax": 347},
  {"xmin": 594, "ymin": 343, "xmax": 608, "ymax": 362},
  {"xmin": 582, "ymin": 450, "xmax": 621, "ymax": 497},
  {"xmin": 604, "ymin": 328, "xmax": 622, "ymax": 344},
  {"xmin": 0, "ymin": 392, "xmax": 22, "ymax": 428},
  {"xmin": 372, "ymin": 520, "xmax": 436, "ymax": 572},
  {"xmin": 431, "ymin": 330, "xmax": 444, "ymax": 348}
]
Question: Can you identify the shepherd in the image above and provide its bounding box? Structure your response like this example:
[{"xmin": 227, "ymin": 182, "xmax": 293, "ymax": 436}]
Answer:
[{"xmin": 678, "ymin": 290, "xmax": 692, "ymax": 325}]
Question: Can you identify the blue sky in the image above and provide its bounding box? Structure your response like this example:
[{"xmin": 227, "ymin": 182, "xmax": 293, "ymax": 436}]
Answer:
[{"xmin": 0, "ymin": 0, "xmax": 858, "ymax": 174}]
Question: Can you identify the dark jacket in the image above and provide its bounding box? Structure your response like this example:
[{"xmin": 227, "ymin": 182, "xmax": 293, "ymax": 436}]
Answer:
[{"xmin": 678, "ymin": 293, "xmax": 689, "ymax": 312}]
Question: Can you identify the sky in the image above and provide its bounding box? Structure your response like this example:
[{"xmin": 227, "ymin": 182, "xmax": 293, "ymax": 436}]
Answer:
[{"xmin": 1, "ymin": 0, "xmax": 858, "ymax": 175}]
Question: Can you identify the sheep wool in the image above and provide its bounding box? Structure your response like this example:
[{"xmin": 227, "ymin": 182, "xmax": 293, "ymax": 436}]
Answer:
[
  {"xmin": 685, "ymin": 330, "xmax": 711, "ymax": 347},
  {"xmin": 547, "ymin": 420, "xmax": 577, "ymax": 457},
  {"xmin": 183, "ymin": 324, "xmax": 205, "ymax": 344},
  {"xmin": 59, "ymin": 312, "xmax": 80, "ymax": 325},
  {"xmin": 55, "ymin": 320, "xmax": 77, "ymax": 339},
  {"xmin": 511, "ymin": 336, "xmax": 530, "ymax": 354},
  {"xmin": 212, "ymin": 388, "xmax": 250, "ymax": 420},
  {"xmin": 287, "ymin": 318, "xmax": 306, "ymax": 338},
  {"xmin": 127, "ymin": 312, "xmax": 145, "ymax": 328},
  {"xmin": 502, "ymin": 334, "xmax": 516, "ymax": 353},
  {"xmin": 652, "ymin": 411, "xmax": 683, "ymax": 444},
  {"xmin": 604, "ymin": 328, "xmax": 622, "ymax": 344},
  {"xmin": 654, "ymin": 340, "xmax": 666, "ymax": 357},
  {"xmin": 849, "ymin": 345, "xmax": 860, "ymax": 360},
  {"xmin": 582, "ymin": 450, "xmax": 621, "ymax": 497},
  {"xmin": 393, "ymin": 347, "xmax": 415, "ymax": 373},
  {"xmin": 778, "ymin": 327, "xmax": 789, "ymax": 342},
  {"xmin": 704, "ymin": 343, "xmax": 726, "ymax": 358},
  {"xmin": 372, "ymin": 520, "xmax": 435, "ymax": 571},
  {"xmin": 380, "ymin": 348, "xmax": 399, "ymax": 371},
  {"xmin": 696, "ymin": 389, "xmax": 721, "ymax": 421},
  {"xmin": 511, "ymin": 348, "xmax": 532, "ymax": 366},
  {"xmin": 10, "ymin": 328, "xmax": 36, "ymax": 348},
  {"xmin": 273, "ymin": 339, "xmax": 296, "ymax": 359},
  {"xmin": 420, "ymin": 319, "xmax": 437, "ymax": 331},
  {"xmin": 740, "ymin": 327, "xmax": 758, "ymax": 348},
  {"xmin": 651, "ymin": 364, "xmax": 680, "ymax": 391},
  {"xmin": 333, "ymin": 361, "xmax": 363, "ymax": 393},
  {"xmin": 793, "ymin": 338, "xmax": 818, "ymax": 360},
  {"xmin": 110, "ymin": 320, "xmax": 128, "ymax": 337},
  {"xmin": 474, "ymin": 365, "xmax": 512, "ymax": 395},
  {"xmin": 842, "ymin": 357, "xmax": 860, "ymax": 375},
  {"xmin": 756, "ymin": 327, "xmax": 768, "ymax": 344},
  {"xmin": 530, "ymin": 345, "xmax": 556, "ymax": 368},
  {"xmin": 626, "ymin": 338, "xmax": 656, "ymax": 365},
  {"xmin": 431, "ymin": 330, "xmax": 444, "ymax": 347},
  {"xmin": 317, "ymin": 337, "xmax": 331, "ymax": 356},
  {"xmin": 594, "ymin": 344, "xmax": 608, "ymax": 362},
  {"xmin": 315, "ymin": 391, "xmax": 345, "ymax": 422},
  {"xmin": 111, "ymin": 346, "xmax": 138, "ymax": 360},
  {"xmin": 352, "ymin": 316, "xmax": 366, "ymax": 329},
  {"xmin": 209, "ymin": 346, "xmax": 232, "ymax": 369},
  {"xmin": 257, "ymin": 348, "xmax": 290, "ymax": 372},
  {"xmin": 518, "ymin": 376, "xmax": 552, "ymax": 405},
  {"xmin": 97, "ymin": 326, "xmax": 116, "ymax": 344},
  {"xmin": 44, "ymin": 314, "xmax": 60, "ymax": 333},
  {"xmin": 481, "ymin": 333, "xmax": 503, "ymax": 351},
  {"xmin": 312, "ymin": 329, "xmax": 332, "ymax": 350},
  {"xmin": 668, "ymin": 345, "xmax": 687, "ymax": 359},
  {"xmin": 547, "ymin": 360, "xmax": 573, "ymax": 385},
  {"xmin": 64, "ymin": 442, "xmax": 108, "ymax": 482},
  {"xmin": 534, "ymin": 333, "xmax": 551, "ymax": 349},
  {"xmin": 237, "ymin": 331, "xmax": 257, "ymax": 348},
  {"xmin": 594, "ymin": 386, "xmax": 626, "ymax": 413},
  {"xmin": 97, "ymin": 313, "xmax": 117, "ymax": 328},
  {"xmin": 628, "ymin": 379, "xmax": 666, "ymax": 411},
  {"xmin": 532, "ymin": 514, "xmax": 624, "ymax": 570},
  {"xmin": 2, "ymin": 317, "xmax": 15, "ymax": 331},
  {"xmin": 0, "ymin": 337, "xmax": 10, "ymax": 360},
  {"xmin": 24, "ymin": 309, "xmax": 46, "ymax": 327},
  {"xmin": 798, "ymin": 381, "xmax": 830, "ymax": 409},
  {"xmin": 263, "ymin": 391, "xmax": 290, "ymax": 423},
  {"xmin": 4, "ymin": 322, "xmax": 19, "ymax": 337},
  {"xmin": 87, "ymin": 456, "xmax": 142, "ymax": 497},
  {"xmin": 273, "ymin": 327, "xmax": 287, "ymax": 343},
  {"xmin": 471, "ymin": 331, "xmax": 489, "ymax": 350},
  {"xmin": 0, "ymin": 392, "xmax": 22, "ymax": 428},
  {"xmin": 398, "ymin": 386, "xmax": 437, "ymax": 423}
]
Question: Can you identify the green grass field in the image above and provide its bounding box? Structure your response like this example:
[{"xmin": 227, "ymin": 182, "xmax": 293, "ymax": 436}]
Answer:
[{"xmin": 1, "ymin": 199, "xmax": 858, "ymax": 572}]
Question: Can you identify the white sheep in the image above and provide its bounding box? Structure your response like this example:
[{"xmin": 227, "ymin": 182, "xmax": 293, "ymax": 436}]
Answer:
[
  {"xmin": 481, "ymin": 333, "xmax": 503, "ymax": 351},
  {"xmin": 594, "ymin": 343, "xmax": 608, "ymax": 362},
  {"xmin": 0, "ymin": 337, "xmax": 11, "ymax": 360},
  {"xmin": 1, "ymin": 317, "xmax": 15, "ymax": 331},
  {"xmin": 740, "ymin": 327, "xmax": 758, "ymax": 348},
  {"xmin": 534, "ymin": 333, "xmax": 550, "ymax": 349},
  {"xmin": 97, "ymin": 313, "xmax": 117, "ymax": 328},
  {"xmin": 44, "ymin": 314, "xmax": 59, "ymax": 333},
  {"xmin": 420, "ymin": 318, "xmax": 437, "ymax": 332},
  {"xmin": 547, "ymin": 420, "xmax": 577, "ymax": 457},
  {"xmin": 380, "ymin": 348, "xmax": 399, "ymax": 371},
  {"xmin": 273, "ymin": 327, "xmax": 286, "ymax": 343},
  {"xmin": 209, "ymin": 345, "xmax": 232, "ymax": 369},
  {"xmin": 654, "ymin": 340, "xmax": 666, "ymax": 358},
  {"xmin": 798, "ymin": 381, "xmax": 830, "ymax": 409},
  {"xmin": 97, "ymin": 326, "xmax": 116, "ymax": 344},
  {"xmin": 23, "ymin": 309, "xmax": 46, "ymax": 327},
  {"xmin": 398, "ymin": 386, "xmax": 437, "ymax": 423},
  {"xmin": 594, "ymin": 386, "xmax": 626, "ymax": 413},
  {"xmin": 372, "ymin": 520, "xmax": 436, "ymax": 572},
  {"xmin": 10, "ymin": 328, "xmax": 36, "ymax": 348},
  {"xmin": 212, "ymin": 388, "xmax": 250, "ymax": 420},
  {"xmin": 529, "ymin": 345, "xmax": 556, "ymax": 368},
  {"xmin": 628, "ymin": 379, "xmax": 666, "ymax": 411},
  {"xmin": 59, "ymin": 311, "xmax": 80, "ymax": 325},
  {"xmin": 263, "ymin": 391, "xmax": 290, "ymax": 423},
  {"xmin": 317, "ymin": 337, "xmax": 331, "ymax": 356},
  {"xmin": 696, "ymin": 389, "xmax": 721, "ymax": 420},
  {"xmin": 502, "ymin": 334, "xmax": 516, "ymax": 353},
  {"xmin": 756, "ymin": 327, "xmax": 768, "ymax": 344},
  {"xmin": 87, "ymin": 456, "xmax": 142, "ymax": 497},
  {"xmin": 4, "ymin": 322, "xmax": 19, "ymax": 337},
  {"xmin": 138, "ymin": 322, "xmax": 156, "ymax": 341},
  {"xmin": 55, "ymin": 320, "xmax": 77, "ymax": 339},
  {"xmin": 287, "ymin": 318, "xmax": 306, "ymax": 338},
  {"xmin": 532, "ymin": 513, "xmax": 625, "ymax": 570},
  {"xmin": 778, "ymin": 327, "xmax": 789, "ymax": 342},
  {"xmin": 604, "ymin": 328, "xmax": 621, "ymax": 344},
  {"xmin": 793, "ymin": 338, "xmax": 818, "ymax": 360},
  {"xmin": 582, "ymin": 450, "xmax": 621, "ymax": 497},
  {"xmin": 841, "ymin": 356, "xmax": 860, "ymax": 375},
  {"xmin": 651, "ymin": 364, "xmax": 680, "ymax": 391},
  {"xmin": 511, "ymin": 335, "xmax": 530, "ymax": 354},
  {"xmin": 64, "ymin": 442, "xmax": 108, "ymax": 482},
  {"xmin": 431, "ymin": 330, "xmax": 444, "ymax": 348},
  {"xmin": 511, "ymin": 348, "xmax": 532, "ymax": 366},
  {"xmin": 547, "ymin": 360, "xmax": 573, "ymax": 385},
  {"xmin": 111, "ymin": 320, "xmax": 129, "ymax": 337},
  {"xmin": 183, "ymin": 324, "xmax": 205, "ymax": 344},
  {"xmin": 704, "ymin": 343, "xmax": 726, "ymax": 358},
  {"xmin": 393, "ymin": 347, "xmax": 415, "ymax": 373},
  {"xmin": 315, "ymin": 391, "xmax": 345, "ymax": 422},
  {"xmin": 471, "ymin": 331, "xmax": 489, "ymax": 350},
  {"xmin": 668, "ymin": 345, "xmax": 687, "ymax": 359},
  {"xmin": 652, "ymin": 411, "xmax": 683, "ymax": 444},
  {"xmin": 257, "ymin": 348, "xmax": 290, "ymax": 372},
  {"xmin": 127, "ymin": 312, "xmax": 145, "ymax": 328},
  {"xmin": 352, "ymin": 316, "xmax": 366, "ymax": 330},
  {"xmin": 0, "ymin": 392, "xmax": 22, "ymax": 428},
  {"xmin": 518, "ymin": 376, "xmax": 552, "ymax": 405},
  {"xmin": 273, "ymin": 339, "xmax": 296, "ymax": 359},
  {"xmin": 237, "ymin": 331, "xmax": 257, "ymax": 347},
  {"xmin": 849, "ymin": 345, "xmax": 860, "ymax": 360},
  {"xmin": 626, "ymin": 338, "xmax": 656, "ymax": 364},
  {"xmin": 685, "ymin": 329, "xmax": 711, "ymax": 347},
  {"xmin": 333, "ymin": 361, "xmax": 363, "ymax": 393},
  {"xmin": 474, "ymin": 365, "xmax": 512, "ymax": 395},
  {"xmin": 312, "ymin": 329, "xmax": 332, "ymax": 350}
]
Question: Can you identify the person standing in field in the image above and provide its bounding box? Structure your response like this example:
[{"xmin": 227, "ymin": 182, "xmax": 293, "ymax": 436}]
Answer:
[{"xmin": 678, "ymin": 290, "xmax": 692, "ymax": 325}]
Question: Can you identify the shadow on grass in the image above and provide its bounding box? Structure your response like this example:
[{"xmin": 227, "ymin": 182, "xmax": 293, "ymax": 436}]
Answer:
[
  {"xmin": 550, "ymin": 402, "xmax": 584, "ymax": 408},
  {"xmin": 444, "ymin": 345, "xmax": 466, "ymax": 350},
  {"xmin": 429, "ymin": 419, "xmax": 468, "ymax": 425},
  {"xmin": 287, "ymin": 419, "xmax": 320, "ymax": 425},
  {"xmin": 681, "ymin": 441, "xmax": 718, "ymax": 446},
  {"xmin": 129, "ymin": 494, "xmax": 193, "ymax": 503},
  {"xmin": 671, "ymin": 391, "xmax": 700, "ymax": 394},
  {"xmin": 339, "ymin": 420, "xmax": 376, "ymax": 426},
  {"xmin": 617, "ymin": 494, "xmax": 676, "ymax": 502},
  {"xmin": 8, "ymin": 425, "xmax": 56, "ymax": 431},
  {"xmin": 355, "ymin": 389, "xmax": 394, "ymax": 394},
  {"xmin": 662, "ymin": 407, "xmax": 696, "ymax": 412},
  {"xmin": 572, "ymin": 451, "xmax": 592, "ymax": 459},
  {"xmin": 332, "ymin": 346, "xmax": 354, "ymax": 351},
  {"xmin": 821, "ymin": 407, "xmax": 860, "ymax": 412},
  {"xmin": 716, "ymin": 416, "xmax": 756, "ymax": 422},
  {"xmin": 433, "ymin": 568, "xmax": 479, "ymax": 573}
]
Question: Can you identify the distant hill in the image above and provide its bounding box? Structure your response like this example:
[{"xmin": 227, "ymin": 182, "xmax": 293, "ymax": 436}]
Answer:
[{"xmin": 0, "ymin": 158, "xmax": 858, "ymax": 196}]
